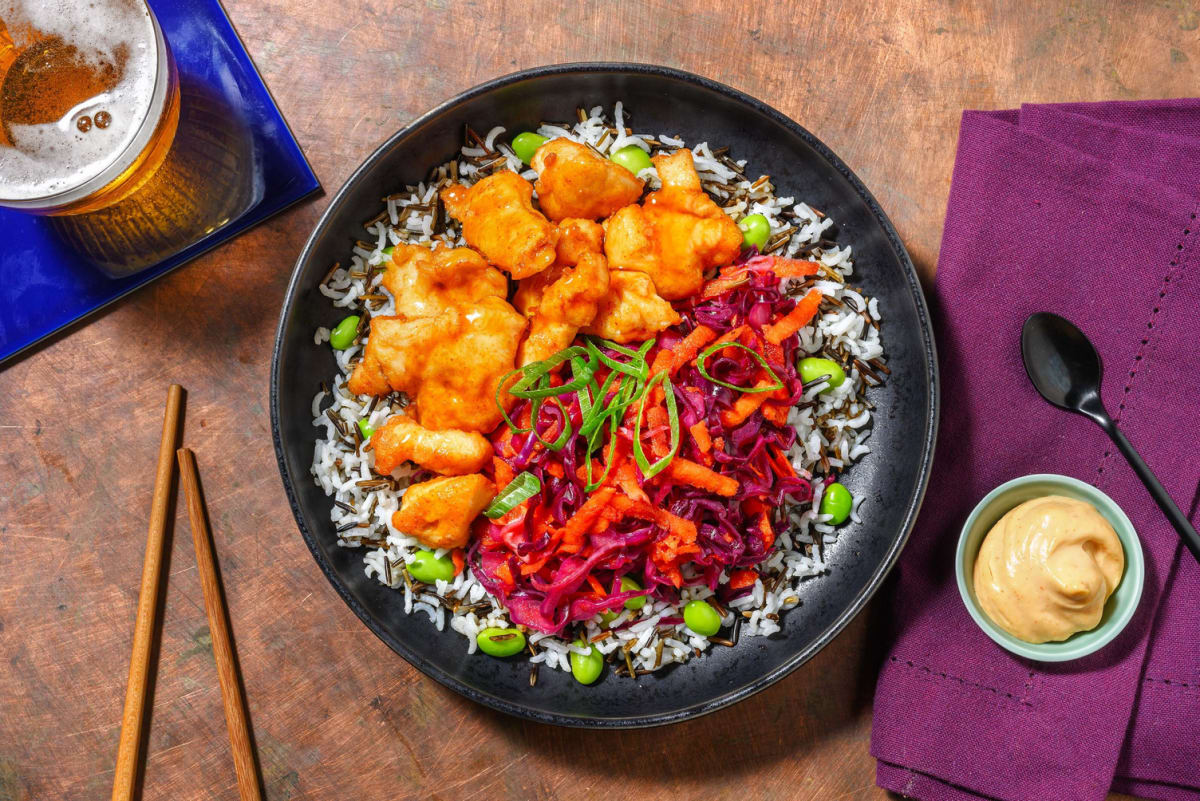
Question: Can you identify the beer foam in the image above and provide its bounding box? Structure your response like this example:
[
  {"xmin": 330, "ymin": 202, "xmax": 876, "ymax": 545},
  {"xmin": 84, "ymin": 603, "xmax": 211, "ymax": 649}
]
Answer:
[{"xmin": 0, "ymin": 0, "xmax": 161, "ymax": 202}]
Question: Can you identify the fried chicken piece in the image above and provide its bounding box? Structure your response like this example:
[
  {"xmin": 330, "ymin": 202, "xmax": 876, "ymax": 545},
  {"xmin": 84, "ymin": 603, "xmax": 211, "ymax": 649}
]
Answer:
[
  {"xmin": 515, "ymin": 219, "xmax": 611, "ymax": 364},
  {"xmin": 512, "ymin": 218, "xmax": 605, "ymax": 316},
  {"xmin": 382, "ymin": 243, "xmax": 506, "ymax": 319},
  {"xmin": 347, "ymin": 314, "xmax": 441, "ymax": 398},
  {"xmin": 603, "ymin": 148, "xmax": 743, "ymax": 300},
  {"xmin": 531, "ymin": 138, "xmax": 645, "ymax": 222},
  {"xmin": 441, "ymin": 171, "xmax": 558, "ymax": 279},
  {"xmin": 371, "ymin": 414, "xmax": 492, "ymax": 477},
  {"xmin": 348, "ymin": 299, "xmax": 526, "ymax": 433},
  {"xmin": 391, "ymin": 474, "xmax": 496, "ymax": 550},
  {"xmin": 582, "ymin": 269, "xmax": 681, "ymax": 343}
]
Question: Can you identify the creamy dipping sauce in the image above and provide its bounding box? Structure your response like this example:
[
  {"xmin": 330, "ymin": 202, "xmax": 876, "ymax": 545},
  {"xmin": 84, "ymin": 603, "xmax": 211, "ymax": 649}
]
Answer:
[{"xmin": 973, "ymin": 495, "xmax": 1124, "ymax": 643}]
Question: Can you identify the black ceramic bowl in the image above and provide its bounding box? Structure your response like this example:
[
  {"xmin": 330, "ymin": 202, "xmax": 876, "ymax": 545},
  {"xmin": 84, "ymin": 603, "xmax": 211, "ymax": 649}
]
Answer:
[{"xmin": 271, "ymin": 63, "xmax": 937, "ymax": 728}]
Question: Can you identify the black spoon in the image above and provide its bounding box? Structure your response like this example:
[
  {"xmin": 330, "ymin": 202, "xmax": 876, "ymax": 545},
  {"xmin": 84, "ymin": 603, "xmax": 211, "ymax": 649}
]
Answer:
[{"xmin": 1021, "ymin": 312, "xmax": 1200, "ymax": 564}]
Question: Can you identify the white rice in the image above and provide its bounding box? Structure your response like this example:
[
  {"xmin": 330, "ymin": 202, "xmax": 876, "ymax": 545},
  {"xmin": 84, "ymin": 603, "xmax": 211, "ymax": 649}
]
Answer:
[{"xmin": 309, "ymin": 104, "xmax": 885, "ymax": 678}]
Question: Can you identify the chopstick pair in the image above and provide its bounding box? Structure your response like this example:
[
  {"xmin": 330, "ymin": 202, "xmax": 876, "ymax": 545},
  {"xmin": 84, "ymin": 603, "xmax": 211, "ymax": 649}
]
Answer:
[{"xmin": 111, "ymin": 385, "xmax": 263, "ymax": 801}]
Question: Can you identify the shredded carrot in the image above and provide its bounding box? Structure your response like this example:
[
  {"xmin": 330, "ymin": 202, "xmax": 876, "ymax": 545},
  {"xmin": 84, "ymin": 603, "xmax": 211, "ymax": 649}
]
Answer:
[
  {"xmin": 616, "ymin": 459, "xmax": 648, "ymax": 503},
  {"xmin": 708, "ymin": 324, "xmax": 748, "ymax": 351},
  {"xmin": 558, "ymin": 486, "xmax": 617, "ymax": 552},
  {"xmin": 666, "ymin": 458, "xmax": 738, "ymax": 497},
  {"xmin": 648, "ymin": 348, "xmax": 673, "ymax": 380},
  {"xmin": 645, "ymin": 405, "xmax": 671, "ymax": 459},
  {"xmin": 719, "ymin": 380, "xmax": 774, "ymax": 427},
  {"xmin": 492, "ymin": 456, "xmax": 514, "ymax": 490},
  {"xmin": 496, "ymin": 560, "xmax": 516, "ymax": 588},
  {"xmin": 451, "ymin": 548, "xmax": 465, "ymax": 577},
  {"xmin": 728, "ymin": 569, "xmax": 758, "ymax": 591},
  {"xmin": 762, "ymin": 339, "xmax": 786, "ymax": 370},
  {"xmin": 760, "ymin": 402, "xmax": 790, "ymax": 427},
  {"xmin": 721, "ymin": 256, "xmax": 819, "ymax": 280},
  {"xmin": 545, "ymin": 462, "xmax": 565, "ymax": 479},
  {"xmin": 519, "ymin": 552, "xmax": 552, "ymax": 576},
  {"xmin": 586, "ymin": 574, "xmax": 607, "ymax": 597},
  {"xmin": 757, "ymin": 512, "xmax": 775, "ymax": 549},
  {"xmin": 701, "ymin": 275, "xmax": 750, "ymax": 298},
  {"xmin": 671, "ymin": 325, "xmax": 718, "ymax": 371},
  {"xmin": 763, "ymin": 289, "xmax": 821, "ymax": 344},
  {"xmin": 770, "ymin": 258, "xmax": 820, "ymax": 278},
  {"xmin": 712, "ymin": 436, "xmax": 725, "ymax": 452},
  {"xmin": 767, "ymin": 445, "xmax": 796, "ymax": 478},
  {"xmin": 689, "ymin": 420, "xmax": 713, "ymax": 453}
]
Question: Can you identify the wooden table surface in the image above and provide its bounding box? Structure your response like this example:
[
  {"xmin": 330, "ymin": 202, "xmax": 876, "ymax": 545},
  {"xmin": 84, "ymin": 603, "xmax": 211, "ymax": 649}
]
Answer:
[{"xmin": 2, "ymin": 1, "xmax": 1195, "ymax": 798}]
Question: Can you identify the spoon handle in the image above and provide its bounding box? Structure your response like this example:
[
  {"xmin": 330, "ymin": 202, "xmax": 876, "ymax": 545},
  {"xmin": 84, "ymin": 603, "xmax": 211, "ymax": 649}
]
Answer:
[{"xmin": 1105, "ymin": 424, "xmax": 1200, "ymax": 564}]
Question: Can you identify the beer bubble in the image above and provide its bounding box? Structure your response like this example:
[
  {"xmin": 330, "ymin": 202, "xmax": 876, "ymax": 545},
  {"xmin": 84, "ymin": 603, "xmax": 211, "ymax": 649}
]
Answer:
[
  {"xmin": 94, "ymin": 111, "xmax": 111, "ymax": 128},
  {"xmin": 76, "ymin": 115, "xmax": 93, "ymax": 132}
]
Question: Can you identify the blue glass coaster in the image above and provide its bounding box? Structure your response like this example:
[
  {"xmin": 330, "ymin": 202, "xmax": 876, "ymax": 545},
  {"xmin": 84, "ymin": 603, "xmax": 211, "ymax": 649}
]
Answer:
[{"xmin": 0, "ymin": 0, "xmax": 321, "ymax": 364}]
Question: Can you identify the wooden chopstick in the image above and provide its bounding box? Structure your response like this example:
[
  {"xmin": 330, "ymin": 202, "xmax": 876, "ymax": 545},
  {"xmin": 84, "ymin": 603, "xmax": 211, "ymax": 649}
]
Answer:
[
  {"xmin": 112, "ymin": 384, "xmax": 183, "ymax": 801},
  {"xmin": 176, "ymin": 448, "xmax": 264, "ymax": 801}
]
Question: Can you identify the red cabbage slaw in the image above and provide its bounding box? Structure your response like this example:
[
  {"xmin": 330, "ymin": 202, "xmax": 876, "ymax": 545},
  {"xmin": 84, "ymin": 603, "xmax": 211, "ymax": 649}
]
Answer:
[{"xmin": 472, "ymin": 255, "xmax": 819, "ymax": 635}]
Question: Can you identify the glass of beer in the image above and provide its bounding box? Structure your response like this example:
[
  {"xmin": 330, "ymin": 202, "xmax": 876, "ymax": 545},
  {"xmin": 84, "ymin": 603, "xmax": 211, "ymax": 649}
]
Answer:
[{"xmin": 0, "ymin": 0, "xmax": 258, "ymax": 276}]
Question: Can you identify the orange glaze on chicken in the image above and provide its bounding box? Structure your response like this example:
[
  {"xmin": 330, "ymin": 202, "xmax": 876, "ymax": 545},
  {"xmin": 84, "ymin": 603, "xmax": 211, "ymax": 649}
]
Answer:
[
  {"xmin": 531, "ymin": 138, "xmax": 645, "ymax": 222},
  {"xmin": 603, "ymin": 149, "xmax": 743, "ymax": 300},
  {"xmin": 391, "ymin": 474, "xmax": 497, "ymax": 550},
  {"xmin": 348, "ymin": 244, "xmax": 527, "ymax": 433},
  {"xmin": 370, "ymin": 414, "xmax": 492, "ymax": 477},
  {"xmin": 582, "ymin": 268, "xmax": 681, "ymax": 343},
  {"xmin": 382, "ymin": 243, "xmax": 507, "ymax": 318},
  {"xmin": 442, "ymin": 171, "xmax": 558, "ymax": 279},
  {"xmin": 516, "ymin": 218, "xmax": 611, "ymax": 365}
]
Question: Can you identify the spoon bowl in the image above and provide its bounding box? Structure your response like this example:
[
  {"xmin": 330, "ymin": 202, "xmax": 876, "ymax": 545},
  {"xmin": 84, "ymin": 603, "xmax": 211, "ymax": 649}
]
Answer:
[{"xmin": 1021, "ymin": 312, "xmax": 1106, "ymax": 423}]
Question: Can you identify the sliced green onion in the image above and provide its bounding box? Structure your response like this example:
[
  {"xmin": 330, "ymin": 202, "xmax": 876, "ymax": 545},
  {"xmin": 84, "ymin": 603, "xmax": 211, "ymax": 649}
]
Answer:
[
  {"xmin": 494, "ymin": 366, "xmax": 533, "ymax": 433},
  {"xmin": 585, "ymin": 338, "xmax": 647, "ymax": 381},
  {"xmin": 583, "ymin": 414, "xmax": 620, "ymax": 492},
  {"xmin": 696, "ymin": 341, "xmax": 785, "ymax": 393},
  {"xmin": 509, "ymin": 346, "xmax": 594, "ymax": 398},
  {"xmin": 484, "ymin": 471, "xmax": 541, "ymax": 518},
  {"xmin": 579, "ymin": 370, "xmax": 622, "ymax": 439},
  {"xmin": 572, "ymin": 356, "xmax": 594, "ymax": 422},
  {"xmin": 631, "ymin": 371, "xmax": 680, "ymax": 481}
]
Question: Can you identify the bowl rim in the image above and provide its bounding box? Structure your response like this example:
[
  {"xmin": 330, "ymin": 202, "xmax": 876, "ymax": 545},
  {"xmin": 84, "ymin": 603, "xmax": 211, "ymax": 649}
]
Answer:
[
  {"xmin": 955, "ymin": 473, "xmax": 1145, "ymax": 662},
  {"xmin": 270, "ymin": 61, "xmax": 940, "ymax": 727}
]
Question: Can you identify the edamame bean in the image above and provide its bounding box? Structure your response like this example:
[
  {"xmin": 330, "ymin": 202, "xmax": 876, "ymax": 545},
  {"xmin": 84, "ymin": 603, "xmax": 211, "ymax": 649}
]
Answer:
[
  {"xmin": 599, "ymin": 609, "xmax": 618, "ymax": 627},
  {"xmin": 609, "ymin": 145, "xmax": 652, "ymax": 175},
  {"xmin": 511, "ymin": 132, "xmax": 548, "ymax": 165},
  {"xmin": 820, "ymin": 482, "xmax": 853, "ymax": 525},
  {"xmin": 357, "ymin": 419, "xmax": 375, "ymax": 439},
  {"xmin": 738, "ymin": 213, "xmax": 771, "ymax": 251},
  {"xmin": 798, "ymin": 357, "xmax": 846, "ymax": 391},
  {"xmin": 683, "ymin": 599, "xmax": 722, "ymax": 637},
  {"xmin": 476, "ymin": 627, "xmax": 526, "ymax": 658},
  {"xmin": 620, "ymin": 576, "xmax": 647, "ymax": 610},
  {"xmin": 569, "ymin": 639, "xmax": 604, "ymax": 685},
  {"xmin": 329, "ymin": 315, "xmax": 360, "ymax": 351},
  {"xmin": 406, "ymin": 549, "xmax": 455, "ymax": 584}
]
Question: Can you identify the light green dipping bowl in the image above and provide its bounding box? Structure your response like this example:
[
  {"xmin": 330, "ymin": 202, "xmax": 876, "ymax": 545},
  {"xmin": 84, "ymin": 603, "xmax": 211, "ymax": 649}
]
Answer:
[{"xmin": 956, "ymin": 474, "xmax": 1144, "ymax": 662}]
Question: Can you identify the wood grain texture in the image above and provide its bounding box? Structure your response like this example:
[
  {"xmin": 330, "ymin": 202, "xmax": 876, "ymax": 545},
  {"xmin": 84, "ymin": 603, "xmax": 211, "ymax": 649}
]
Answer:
[
  {"xmin": 177, "ymin": 449, "xmax": 264, "ymax": 801},
  {"xmin": 111, "ymin": 385, "xmax": 182, "ymax": 801},
  {"xmin": 1, "ymin": 1, "xmax": 1196, "ymax": 799}
]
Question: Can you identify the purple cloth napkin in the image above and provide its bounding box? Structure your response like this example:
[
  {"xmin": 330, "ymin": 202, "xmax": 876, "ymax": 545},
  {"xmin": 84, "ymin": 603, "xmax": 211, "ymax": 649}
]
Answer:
[{"xmin": 871, "ymin": 99, "xmax": 1200, "ymax": 801}]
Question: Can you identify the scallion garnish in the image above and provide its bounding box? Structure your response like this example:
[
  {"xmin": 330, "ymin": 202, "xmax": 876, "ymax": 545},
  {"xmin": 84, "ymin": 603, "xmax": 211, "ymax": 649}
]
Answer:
[
  {"xmin": 696, "ymin": 341, "xmax": 785, "ymax": 393},
  {"xmin": 484, "ymin": 471, "xmax": 541, "ymax": 518},
  {"xmin": 631, "ymin": 371, "xmax": 681, "ymax": 480}
]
